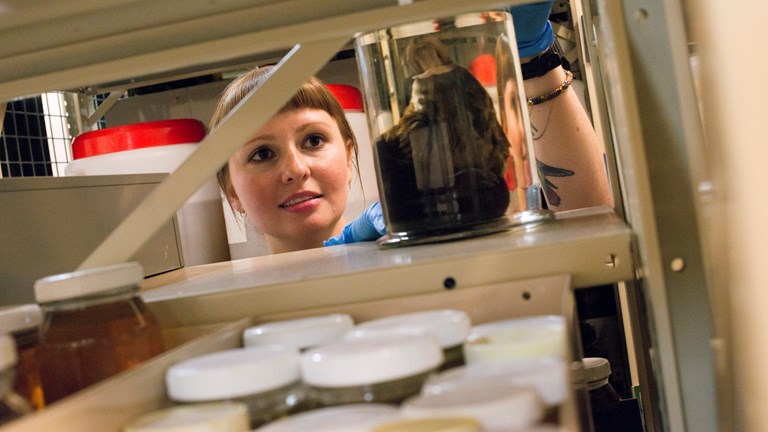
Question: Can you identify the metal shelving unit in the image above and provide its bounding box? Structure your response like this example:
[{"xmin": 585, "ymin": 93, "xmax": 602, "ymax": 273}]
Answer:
[{"xmin": 0, "ymin": 1, "xmax": 718, "ymax": 431}]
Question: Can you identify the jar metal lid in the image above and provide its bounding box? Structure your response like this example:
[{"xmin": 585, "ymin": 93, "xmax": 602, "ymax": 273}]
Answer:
[
  {"xmin": 243, "ymin": 314, "xmax": 353, "ymax": 350},
  {"xmin": 346, "ymin": 309, "xmax": 470, "ymax": 349},
  {"xmin": 463, "ymin": 315, "xmax": 565, "ymax": 362},
  {"xmin": 374, "ymin": 418, "xmax": 483, "ymax": 432},
  {"xmin": 401, "ymin": 385, "xmax": 543, "ymax": 432},
  {"xmin": 254, "ymin": 404, "xmax": 399, "ymax": 432},
  {"xmin": 422, "ymin": 358, "xmax": 568, "ymax": 406},
  {"xmin": 165, "ymin": 346, "xmax": 300, "ymax": 401},
  {"xmin": 0, "ymin": 304, "xmax": 42, "ymax": 333},
  {"xmin": 0, "ymin": 334, "xmax": 17, "ymax": 370},
  {"xmin": 300, "ymin": 333, "xmax": 443, "ymax": 387},
  {"xmin": 578, "ymin": 357, "xmax": 612, "ymax": 384},
  {"xmin": 33, "ymin": 262, "xmax": 143, "ymax": 304},
  {"xmin": 123, "ymin": 401, "xmax": 249, "ymax": 432}
]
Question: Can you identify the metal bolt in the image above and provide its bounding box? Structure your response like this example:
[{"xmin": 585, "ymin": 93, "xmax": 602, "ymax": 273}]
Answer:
[
  {"xmin": 670, "ymin": 258, "xmax": 686, "ymax": 272},
  {"xmin": 634, "ymin": 9, "xmax": 649, "ymax": 24}
]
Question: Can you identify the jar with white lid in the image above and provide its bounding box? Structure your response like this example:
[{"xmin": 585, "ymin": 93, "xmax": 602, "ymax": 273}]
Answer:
[
  {"xmin": 345, "ymin": 309, "xmax": 470, "ymax": 370},
  {"xmin": 463, "ymin": 315, "xmax": 565, "ymax": 364},
  {"xmin": 34, "ymin": 262, "xmax": 165, "ymax": 404},
  {"xmin": 373, "ymin": 418, "xmax": 483, "ymax": 432},
  {"xmin": 165, "ymin": 346, "xmax": 304, "ymax": 428},
  {"xmin": 300, "ymin": 333, "xmax": 443, "ymax": 407},
  {"xmin": 422, "ymin": 358, "xmax": 568, "ymax": 423},
  {"xmin": 0, "ymin": 334, "xmax": 33, "ymax": 425},
  {"xmin": 254, "ymin": 403, "xmax": 399, "ymax": 432},
  {"xmin": 401, "ymin": 385, "xmax": 544, "ymax": 432},
  {"xmin": 122, "ymin": 401, "xmax": 250, "ymax": 432},
  {"xmin": 243, "ymin": 314, "xmax": 353, "ymax": 350},
  {"xmin": 573, "ymin": 357, "xmax": 644, "ymax": 432},
  {"xmin": 0, "ymin": 304, "xmax": 43, "ymax": 410}
]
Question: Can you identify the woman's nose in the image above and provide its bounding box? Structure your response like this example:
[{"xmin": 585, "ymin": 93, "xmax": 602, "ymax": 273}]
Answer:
[{"xmin": 281, "ymin": 148, "xmax": 310, "ymax": 183}]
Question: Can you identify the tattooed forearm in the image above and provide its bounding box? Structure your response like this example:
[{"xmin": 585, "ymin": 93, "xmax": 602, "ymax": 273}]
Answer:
[{"xmin": 537, "ymin": 159, "xmax": 574, "ymax": 207}]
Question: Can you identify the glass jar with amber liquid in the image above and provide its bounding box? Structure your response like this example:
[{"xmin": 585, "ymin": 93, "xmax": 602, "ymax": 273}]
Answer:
[
  {"xmin": 34, "ymin": 262, "xmax": 165, "ymax": 404},
  {"xmin": 0, "ymin": 334, "xmax": 33, "ymax": 426},
  {"xmin": 0, "ymin": 304, "xmax": 44, "ymax": 410}
]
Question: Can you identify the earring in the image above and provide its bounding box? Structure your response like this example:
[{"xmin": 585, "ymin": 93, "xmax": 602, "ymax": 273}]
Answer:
[{"xmin": 238, "ymin": 209, "xmax": 247, "ymax": 219}]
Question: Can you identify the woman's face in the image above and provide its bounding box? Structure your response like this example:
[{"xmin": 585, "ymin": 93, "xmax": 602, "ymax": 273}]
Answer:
[{"xmin": 227, "ymin": 108, "xmax": 353, "ymax": 253}]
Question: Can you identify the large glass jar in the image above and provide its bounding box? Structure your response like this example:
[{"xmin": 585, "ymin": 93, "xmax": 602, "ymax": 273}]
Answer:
[
  {"xmin": 34, "ymin": 262, "xmax": 165, "ymax": 404},
  {"xmin": 355, "ymin": 11, "xmax": 552, "ymax": 247}
]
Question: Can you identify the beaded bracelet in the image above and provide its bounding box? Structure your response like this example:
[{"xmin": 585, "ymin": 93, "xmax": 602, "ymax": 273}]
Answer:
[{"xmin": 526, "ymin": 70, "xmax": 573, "ymax": 106}]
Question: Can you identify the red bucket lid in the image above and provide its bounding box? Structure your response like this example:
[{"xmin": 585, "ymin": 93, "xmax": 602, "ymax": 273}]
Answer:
[
  {"xmin": 325, "ymin": 84, "xmax": 364, "ymax": 112},
  {"xmin": 469, "ymin": 54, "xmax": 498, "ymax": 86},
  {"xmin": 71, "ymin": 119, "xmax": 207, "ymax": 160}
]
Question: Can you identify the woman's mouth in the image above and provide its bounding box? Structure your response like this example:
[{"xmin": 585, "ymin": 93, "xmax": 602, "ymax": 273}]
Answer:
[{"xmin": 280, "ymin": 194, "xmax": 322, "ymax": 208}]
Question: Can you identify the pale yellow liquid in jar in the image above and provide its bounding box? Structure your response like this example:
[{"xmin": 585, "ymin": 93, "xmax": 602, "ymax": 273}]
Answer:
[{"xmin": 38, "ymin": 296, "xmax": 165, "ymax": 404}]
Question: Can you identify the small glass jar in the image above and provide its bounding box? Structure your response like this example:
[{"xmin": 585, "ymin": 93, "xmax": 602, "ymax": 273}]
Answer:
[
  {"xmin": 400, "ymin": 385, "xmax": 543, "ymax": 432},
  {"xmin": 422, "ymin": 358, "xmax": 568, "ymax": 423},
  {"xmin": 0, "ymin": 334, "xmax": 33, "ymax": 426},
  {"xmin": 463, "ymin": 315, "xmax": 565, "ymax": 364},
  {"xmin": 243, "ymin": 314, "xmax": 353, "ymax": 350},
  {"xmin": 122, "ymin": 401, "xmax": 250, "ymax": 432},
  {"xmin": 254, "ymin": 404, "xmax": 400, "ymax": 432},
  {"xmin": 0, "ymin": 304, "xmax": 43, "ymax": 410},
  {"xmin": 300, "ymin": 333, "xmax": 443, "ymax": 407},
  {"xmin": 165, "ymin": 345, "xmax": 304, "ymax": 429},
  {"xmin": 34, "ymin": 262, "xmax": 166, "ymax": 404},
  {"xmin": 574, "ymin": 357, "xmax": 645, "ymax": 432},
  {"xmin": 345, "ymin": 309, "xmax": 470, "ymax": 370}
]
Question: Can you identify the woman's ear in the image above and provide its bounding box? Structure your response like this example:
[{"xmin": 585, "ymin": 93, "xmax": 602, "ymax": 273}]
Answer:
[
  {"xmin": 346, "ymin": 139, "xmax": 354, "ymax": 186},
  {"xmin": 225, "ymin": 182, "xmax": 243, "ymax": 213}
]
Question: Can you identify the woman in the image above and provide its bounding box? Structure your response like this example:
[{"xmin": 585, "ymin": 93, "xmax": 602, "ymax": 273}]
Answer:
[{"xmin": 210, "ymin": 66, "xmax": 372, "ymax": 253}]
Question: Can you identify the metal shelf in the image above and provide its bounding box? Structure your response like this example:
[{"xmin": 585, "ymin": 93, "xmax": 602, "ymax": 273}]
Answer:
[{"xmin": 142, "ymin": 207, "xmax": 633, "ymax": 327}]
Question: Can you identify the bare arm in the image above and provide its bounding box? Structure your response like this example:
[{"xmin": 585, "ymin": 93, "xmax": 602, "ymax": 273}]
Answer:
[{"xmin": 524, "ymin": 66, "xmax": 613, "ymax": 211}]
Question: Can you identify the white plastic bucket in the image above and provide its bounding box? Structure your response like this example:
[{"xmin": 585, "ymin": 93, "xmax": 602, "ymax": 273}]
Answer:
[{"xmin": 65, "ymin": 119, "xmax": 230, "ymax": 266}]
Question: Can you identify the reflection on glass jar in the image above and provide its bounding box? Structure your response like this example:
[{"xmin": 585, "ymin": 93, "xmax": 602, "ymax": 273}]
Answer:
[{"xmin": 355, "ymin": 11, "xmax": 552, "ymax": 247}]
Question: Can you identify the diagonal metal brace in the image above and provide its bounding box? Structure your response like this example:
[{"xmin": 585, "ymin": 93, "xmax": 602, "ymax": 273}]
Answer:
[{"xmin": 78, "ymin": 36, "xmax": 349, "ymax": 270}]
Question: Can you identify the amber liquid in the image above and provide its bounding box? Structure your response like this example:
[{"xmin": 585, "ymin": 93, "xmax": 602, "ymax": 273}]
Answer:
[
  {"xmin": 38, "ymin": 295, "xmax": 165, "ymax": 404},
  {"xmin": 12, "ymin": 330, "xmax": 44, "ymax": 410}
]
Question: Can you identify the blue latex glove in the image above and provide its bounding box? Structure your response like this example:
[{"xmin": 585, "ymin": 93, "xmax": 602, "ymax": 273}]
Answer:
[
  {"xmin": 507, "ymin": 1, "xmax": 555, "ymax": 58},
  {"xmin": 323, "ymin": 201, "xmax": 386, "ymax": 246}
]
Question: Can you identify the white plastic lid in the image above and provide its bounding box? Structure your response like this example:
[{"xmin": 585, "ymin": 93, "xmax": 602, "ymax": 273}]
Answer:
[
  {"xmin": 374, "ymin": 418, "xmax": 483, "ymax": 432},
  {"xmin": 401, "ymin": 385, "xmax": 543, "ymax": 432},
  {"xmin": 243, "ymin": 314, "xmax": 353, "ymax": 350},
  {"xmin": 422, "ymin": 357, "xmax": 568, "ymax": 406},
  {"xmin": 254, "ymin": 404, "xmax": 400, "ymax": 432},
  {"xmin": 0, "ymin": 334, "xmax": 17, "ymax": 370},
  {"xmin": 300, "ymin": 333, "xmax": 443, "ymax": 387},
  {"xmin": 463, "ymin": 315, "xmax": 565, "ymax": 363},
  {"xmin": 165, "ymin": 346, "xmax": 300, "ymax": 402},
  {"xmin": 577, "ymin": 357, "xmax": 612, "ymax": 386},
  {"xmin": 123, "ymin": 402, "xmax": 249, "ymax": 432},
  {"xmin": 34, "ymin": 262, "xmax": 143, "ymax": 304},
  {"xmin": 346, "ymin": 310, "xmax": 470, "ymax": 348},
  {"xmin": 0, "ymin": 304, "xmax": 42, "ymax": 333}
]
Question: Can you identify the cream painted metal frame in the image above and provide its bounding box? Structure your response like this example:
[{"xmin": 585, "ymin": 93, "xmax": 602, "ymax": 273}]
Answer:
[{"xmin": 0, "ymin": 0, "xmax": 721, "ymax": 431}]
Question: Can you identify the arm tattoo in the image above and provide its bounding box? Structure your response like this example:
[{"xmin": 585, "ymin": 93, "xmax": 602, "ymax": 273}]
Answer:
[{"xmin": 537, "ymin": 159, "xmax": 574, "ymax": 207}]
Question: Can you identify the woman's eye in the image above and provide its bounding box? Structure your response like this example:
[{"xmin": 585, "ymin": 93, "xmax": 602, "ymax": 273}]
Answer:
[
  {"xmin": 249, "ymin": 147, "xmax": 275, "ymax": 162},
  {"xmin": 306, "ymin": 134, "xmax": 326, "ymax": 148}
]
